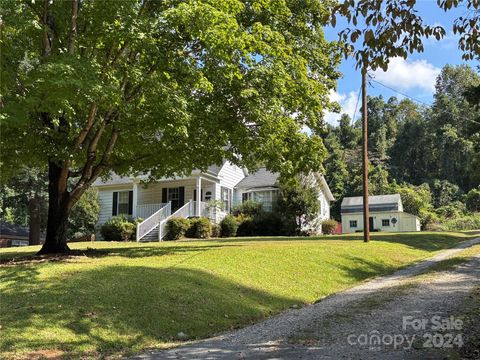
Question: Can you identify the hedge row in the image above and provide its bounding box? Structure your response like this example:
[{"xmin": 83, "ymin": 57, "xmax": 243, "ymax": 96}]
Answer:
[{"xmin": 164, "ymin": 217, "xmax": 219, "ymax": 241}]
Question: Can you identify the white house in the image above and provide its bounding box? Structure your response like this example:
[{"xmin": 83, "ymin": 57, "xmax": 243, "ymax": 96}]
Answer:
[
  {"xmin": 341, "ymin": 194, "xmax": 421, "ymax": 234},
  {"xmin": 93, "ymin": 163, "xmax": 334, "ymax": 241}
]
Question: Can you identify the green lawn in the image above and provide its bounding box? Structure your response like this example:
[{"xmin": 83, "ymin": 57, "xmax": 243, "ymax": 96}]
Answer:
[{"xmin": 0, "ymin": 231, "xmax": 476, "ymax": 359}]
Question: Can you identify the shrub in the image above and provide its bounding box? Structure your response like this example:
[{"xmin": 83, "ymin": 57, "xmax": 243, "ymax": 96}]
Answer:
[
  {"xmin": 431, "ymin": 179, "xmax": 461, "ymax": 208},
  {"xmin": 185, "ymin": 217, "xmax": 212, "ymax": 239},
  {"xmin": 100, "ymin": 216, "xmax": 136, "ymax": 241},
  {"xmin": 466, "ymin": 188, "xmax": 480, "ymax": 212},
  {"xmin": 236, "ymin": 216, "xmax": 254, "ymax": 237},
  {"xmin": 442, "ymin": 214, "xmax": 480, "ymax": 231},
  {"xmin": 232, "ymin": 200, "xmax": 263, "ymax": 217},
  {"xmin": 253, "ymin": 212, "xmax": 285, "ymax": 236},
  {"xmin": 418, "ymin": 208, "xmax": 440, "ymax": 229},
  {"xmin": 211, "ymin": 224, "xmax": 221, "ymax": 238},
  {"xmin": 276, "ymin": 176, "xmax": 320, "ymax": 234},
  {"xmin": 220, "ymin": 215, "xmax": 238, "ymax": 237},
  {"xmin": 321, "ymin": 219, "xmax": 338, "ymax": 235},
  {"xmin": 165, "ymin": 217, "xmax": 190, "ymax": 240},
  {"xmin": 435, "ymin": 203, "xmax": 464, "ymax": 219},
  {"xmin": 236, "ymin": 212, "xmax": 287, "ymax": 237}
]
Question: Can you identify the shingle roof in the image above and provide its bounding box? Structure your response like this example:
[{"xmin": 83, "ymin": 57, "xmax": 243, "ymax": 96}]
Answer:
[
  {"xmin": 93, "ymin": 162, "xmax": 227, "ymax": 186},
  {"xmin": 341, "ymin": 194, "xmax": 401, "ymax": 207},
  {"xmin": 92, "ymin": 173, "xmax": 134, "ymax": 186},
  {"xmin": 206, "ymin": 163, "xmax": 224, "ymax": 176},
  {"xmin": 0, "ymin": 221, "xmax": 29, "ymax": 238},
  {"xmin": 235, "ymin": 168, "xmax": 279, "ymax": 189}
]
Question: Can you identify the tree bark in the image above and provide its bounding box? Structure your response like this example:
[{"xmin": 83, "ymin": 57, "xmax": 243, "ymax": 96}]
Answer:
[
  {"xmin": 28, "ymin": 195, "xmax": 41, "ymax": 245},
  {"xmin": 37, "ymin": 161, "xmax": 72, "ymax": 254}
]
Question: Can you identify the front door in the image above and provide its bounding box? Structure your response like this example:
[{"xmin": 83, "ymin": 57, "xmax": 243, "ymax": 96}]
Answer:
[
  {"xmin": 369, "ymin": 217, "xmax": 374, "ymax": 231},
  {"xmin": 162, "ymin": 187, "xmax": 185, "ymax": 212}
]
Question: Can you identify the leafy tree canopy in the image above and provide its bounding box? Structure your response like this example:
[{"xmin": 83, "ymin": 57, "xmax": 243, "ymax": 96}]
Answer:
[
  {"xmin": 1, "ymin": 0, "xmax": 341, "ymax": 181},
  {"xmin": 0, "ymin": 0, "xmax": 341, "ymax": 252}
]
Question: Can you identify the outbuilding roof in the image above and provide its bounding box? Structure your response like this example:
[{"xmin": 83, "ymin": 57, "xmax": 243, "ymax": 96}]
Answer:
[
  {"xmin": 0, "ymin": 221, "xmax": 29, "ymax": 238},
  {"xmin": 341, "ymin": 194, "xmax": 401, "ymax": 207},
  {"xmin": 235, "ymin": 168, "xmax": 279, "ymax": 190}
]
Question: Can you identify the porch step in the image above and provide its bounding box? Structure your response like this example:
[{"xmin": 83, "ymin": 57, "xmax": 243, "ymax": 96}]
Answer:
[{"xmin": 139, "ymin": 226, "xmax": 159, "ymax": 242}]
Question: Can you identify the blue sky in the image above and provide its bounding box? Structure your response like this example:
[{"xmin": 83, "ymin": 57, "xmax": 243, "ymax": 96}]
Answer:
[{"xmin": 323, "ymin": 1, "xmax": 479, "ymax": 125}]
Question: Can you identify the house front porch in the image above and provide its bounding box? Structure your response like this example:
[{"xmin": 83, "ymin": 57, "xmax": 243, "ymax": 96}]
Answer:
[{"xmin": 96, "ymin": 174, "xmax": 231, "ymax": 241}]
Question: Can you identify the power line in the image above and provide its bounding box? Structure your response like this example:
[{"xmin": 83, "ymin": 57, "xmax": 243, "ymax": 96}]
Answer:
[
  {"xmin": 369, "ymin": 77, "xmax": 480, "ymax": 126},
  {"xmin": 351, "ymin": 84, "xmax": 362, "ymax": 124},
  {"xmin": 369, "ymin": 78, "xmax": 431, "ymax": 107}
]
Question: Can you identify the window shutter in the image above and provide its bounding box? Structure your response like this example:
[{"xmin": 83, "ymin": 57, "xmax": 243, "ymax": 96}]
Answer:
[
  {"xmin": 162, "ymin": 188, "xmax": 167, "ymax": 203},
  {"xmin": 112, "ymin": 192, "xmax": 118, "ymax": 216},
  {"xmin": 128, "ymin": 190, "xmax": 133, "ymax": 215},
  {"xmin": 179, "ymin": 187, "xmax": 185, "ymax": 206}
]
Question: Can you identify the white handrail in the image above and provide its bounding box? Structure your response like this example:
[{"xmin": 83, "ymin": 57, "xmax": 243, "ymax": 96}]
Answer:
[
  {"xmin": 136, "ymin": 203, "xmax": 167, "ymax": 219},
  {"xmin": 158, "ymin": 200, "xmax": 193, "ymax": 240},
  {"xmin": 136, "ymin": 202, "xmax": 171, "ymax": 241}
]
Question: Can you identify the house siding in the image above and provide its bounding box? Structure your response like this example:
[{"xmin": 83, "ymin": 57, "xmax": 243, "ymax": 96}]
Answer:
[
  {"xmin": 217, "ymin": 161, "xmax": 245, "ymax": 189},
  {"xmin": 341, "ymin": 210, "xmax": 420, "ymax": 233},
  {"xmin": 97, "ymin": 185, "xmax": 133, "ymax": 227}
]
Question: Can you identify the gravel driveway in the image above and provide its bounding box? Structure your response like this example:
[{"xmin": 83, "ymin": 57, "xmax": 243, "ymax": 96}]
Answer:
[{"xmin": 132, "ymin": 237, "xmax": 480, "ymax": 360}]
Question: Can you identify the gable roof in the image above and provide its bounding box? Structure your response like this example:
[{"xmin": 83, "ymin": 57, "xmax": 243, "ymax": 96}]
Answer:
[
  {"xmin": 235, "ymin": 168, "xmax": 279, "ymax": 190},
  {"xmin": 206, "ymin": 163, "xmax": 224, "ymax": 176},
  {"xmin": 341, "ymin": 194, "xmax": 401, "ymax": 207},
  {"xmin": 0, "ymin": 221, "xmax": 29, "ymax": 238},
  {"xmin": 235, "ymin": 169, "xmax": 334, "ymax": 202},
  {"xmin": 93, "ymin": 173, "xmax": 134, "ymax": 187}
]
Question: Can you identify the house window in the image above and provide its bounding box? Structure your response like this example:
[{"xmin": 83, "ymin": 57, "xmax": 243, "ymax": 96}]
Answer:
[
  {"xmin": 382, "ymin": 219, "xmax": 390, "ymax": 227},
  {"xmin": 113, "ymin": 191, "xmax": 133, "ymax": 216},
  {"xmin": 118, "ymin": 191, "xmax": 129, "ymax": 215},
  {"xmin": 168, "ymin": 187, "xmax": 180, "ymax": 211},
  {"xmin": 221, "ymin": 187, "xmax": 231, "ymax": 212},
  {"xmin": 350, "ymin": 220, "xmax": 357, "ymax": 228},
  {"xmin": 241, "ymin": 190, "xmax": 279, "ymax": 212}
]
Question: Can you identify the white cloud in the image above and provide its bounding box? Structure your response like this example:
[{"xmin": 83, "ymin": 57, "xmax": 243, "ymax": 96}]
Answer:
[
  {"xmin": 373, "ymin": 57, "xmax": 440, "ymax": 93},
  {"xmin": 324, "ymin": 90, "xmax": 359, "ymax": 126}
]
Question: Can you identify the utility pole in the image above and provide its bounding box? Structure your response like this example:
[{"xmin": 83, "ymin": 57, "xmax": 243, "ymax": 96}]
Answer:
[{"xmin": 361, "ymin": 67, "xmax": 370, "ymax": 243}]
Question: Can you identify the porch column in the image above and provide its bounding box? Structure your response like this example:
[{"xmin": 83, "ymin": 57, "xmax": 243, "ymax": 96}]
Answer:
[
  {"xmin": 132, "ymin": 180, "xmax": 138, "ymax": 217},
  {"xmin": 196, "ymin": 176, "xmax": 202, "ymax": 216}
]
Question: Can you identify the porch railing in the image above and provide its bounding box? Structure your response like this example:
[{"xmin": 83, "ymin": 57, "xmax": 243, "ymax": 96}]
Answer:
[
  {"xmin": 158, "ymin": 200, "xmax": 194, "ymax": 240},
  {"xmin": 136, "ymin": 203, "xmax": 168, "ymax": 220},
  {"xmin": 136, "ymin": 202, "xmax": 171, "ymax": 241},
  {"xmin": 192, "ymin": 201, "xmax": 228, "ymax": 223},
  {"xmin": 192, "ymin": 201, "xmax": 209, "ymax": 217}
]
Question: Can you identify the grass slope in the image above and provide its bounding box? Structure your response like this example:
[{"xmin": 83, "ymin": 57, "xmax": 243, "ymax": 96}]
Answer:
[{"xmin": 0, "ymin": 232, "xmax": 475, "ymax": 359}]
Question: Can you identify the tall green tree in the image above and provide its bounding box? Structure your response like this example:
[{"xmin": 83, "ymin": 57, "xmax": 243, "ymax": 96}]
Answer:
[
  {"xmin": 427, "ymin": 65, "xmax": 480, "ymax": 190},
  {"xmin": 1, "ymin": 0, "xmax": 340, "ymax": 253},
  {"xmin": 389, "ymin": 100, "xmax": 429, "ymax": 184}
]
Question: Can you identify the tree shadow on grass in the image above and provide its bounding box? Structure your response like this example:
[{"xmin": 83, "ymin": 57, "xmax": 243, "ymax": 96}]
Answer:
[
  {"xmin": 0, "ymin": 264, "xmax": 297, "ymax": 359},
  {"xmin": 327, "ymin": 255, "xmax": 402, "ymax": 285},
  {"xmin": 0, "ymin": 243, "xmax": 242, "ymax": 265}
]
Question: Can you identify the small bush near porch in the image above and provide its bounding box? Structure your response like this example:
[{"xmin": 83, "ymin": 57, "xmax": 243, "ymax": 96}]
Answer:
[{"xmin": 0, "ymin": 231, "xmax": 475, "ymax": 359}]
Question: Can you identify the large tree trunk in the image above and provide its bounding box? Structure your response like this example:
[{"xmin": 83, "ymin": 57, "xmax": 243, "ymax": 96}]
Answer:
[
  {"xmin": 28, "ymin": 195, "xmax": 41, "ymax": 245},
  {"xmin": 37, "ymin": 161, "xmax": 72, "ymax": 254}
]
